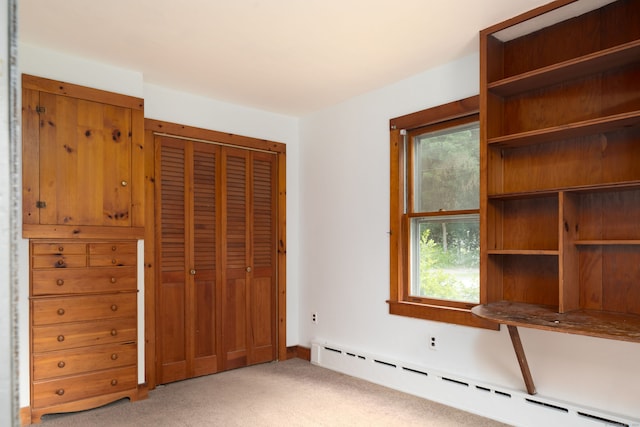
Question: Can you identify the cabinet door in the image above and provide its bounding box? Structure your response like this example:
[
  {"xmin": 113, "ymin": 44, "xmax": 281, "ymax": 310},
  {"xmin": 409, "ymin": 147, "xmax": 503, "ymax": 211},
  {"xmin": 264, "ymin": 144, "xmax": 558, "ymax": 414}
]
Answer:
[{"xmin": 30, "ymin": 91, "xmax": 133, "ymax": 227}]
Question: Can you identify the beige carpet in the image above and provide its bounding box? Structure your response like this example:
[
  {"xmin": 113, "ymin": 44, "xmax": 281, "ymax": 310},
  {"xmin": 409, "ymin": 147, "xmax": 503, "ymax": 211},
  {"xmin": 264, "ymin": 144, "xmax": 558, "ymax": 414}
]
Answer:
[{"xmin": 36, "ymin": 358, "xmax": 510, "ymax": 426}]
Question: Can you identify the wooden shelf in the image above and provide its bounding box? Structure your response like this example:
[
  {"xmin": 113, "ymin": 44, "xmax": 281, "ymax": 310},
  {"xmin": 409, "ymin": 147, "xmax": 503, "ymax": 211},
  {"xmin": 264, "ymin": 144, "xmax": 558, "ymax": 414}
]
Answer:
[
  {"xmin": 575, "ymin": 240, "xmax": 640, "ymax": 246},
  {"xmin": 487, "ymin": 249, "xmax": 558, "ymax": 255},
  {"xmin": 472, "ymin": 301, "xmax": 640, "ymax": 343},
  {"xmin": 487, "ymin": 110, "xmax": 640, "ymax": 148},
  {"xmin": 488, "ymin": 40, "xmax": 640, "ymax": 97},
  {"xmin": 488, "ymin": 181, "xmax": 640, "ymax": 200}
]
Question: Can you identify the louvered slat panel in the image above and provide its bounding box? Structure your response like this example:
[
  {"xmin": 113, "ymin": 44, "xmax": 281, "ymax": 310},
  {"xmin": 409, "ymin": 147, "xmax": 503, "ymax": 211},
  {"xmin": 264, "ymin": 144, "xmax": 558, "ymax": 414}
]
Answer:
[
  {"xmin": 226, "ymin": 154, "xmax": 246, "ymax": 268},
  {"xmin": 193, "ymin": 148, "xmax": 216, "ymax": 269},
  {"xmin": 253, "ymin": 158, "xmax": 274, "ymax": 268},
  {"xmin": 160, "ymin": 145, "xmax": 186, "ymax": 273}
]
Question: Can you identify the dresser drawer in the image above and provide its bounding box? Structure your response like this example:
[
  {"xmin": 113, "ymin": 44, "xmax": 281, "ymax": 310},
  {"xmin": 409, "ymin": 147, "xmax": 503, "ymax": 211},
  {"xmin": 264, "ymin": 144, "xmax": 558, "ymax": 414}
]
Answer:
[
  {"xmin": 32, "ymin": 254, "xmax": 87, "ymax": 269},
  {"xmin": 32, "ymin": 293, "xmax": 136, "ymax": 326},
  {"xmin": 32, "ymin": 366, "xmax": 137, "ymax": 408},
  {"xmin": 32, "ymin": 242, "xmax": 86, "ymax": 255},
  {"xmin": 89, "ymin": 242, "xmax": 137, "ymax": 267},
  {"xmin": 32, "ymin": 317, "xmax": 137, "ymax": 352},
  {"xmin": 33, "ymin": 342, "xmax": 137, "ymax": 381},
  {"xmin": 32, "ymin": 267, "xmax": 137, "ymax": 295}
]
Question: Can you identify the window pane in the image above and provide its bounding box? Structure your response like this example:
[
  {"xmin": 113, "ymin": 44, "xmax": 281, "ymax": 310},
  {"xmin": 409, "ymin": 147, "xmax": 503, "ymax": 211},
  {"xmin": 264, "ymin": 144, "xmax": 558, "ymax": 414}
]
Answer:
[
  {"xmin": 410, "ymin": 215, "xmax": 479, "ymax": 303},
  {"xmin": 414, "ymin": 122, "xmax": 479, "ymax": 212}
]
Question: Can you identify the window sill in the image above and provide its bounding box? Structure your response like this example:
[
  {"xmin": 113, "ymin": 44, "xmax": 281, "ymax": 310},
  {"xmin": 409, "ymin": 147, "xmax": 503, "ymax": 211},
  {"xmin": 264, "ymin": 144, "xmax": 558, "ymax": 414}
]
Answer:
[{"xmin": 387, "ymin": 300, "xmax": 499, "ymax": 330}]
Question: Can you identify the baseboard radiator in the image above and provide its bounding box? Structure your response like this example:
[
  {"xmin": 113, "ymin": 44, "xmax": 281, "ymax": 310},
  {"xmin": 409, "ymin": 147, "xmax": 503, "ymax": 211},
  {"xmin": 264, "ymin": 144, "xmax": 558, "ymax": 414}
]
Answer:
[{"xmin": 311, "ymin": 341, "xmax": 638, "ymax": 427}]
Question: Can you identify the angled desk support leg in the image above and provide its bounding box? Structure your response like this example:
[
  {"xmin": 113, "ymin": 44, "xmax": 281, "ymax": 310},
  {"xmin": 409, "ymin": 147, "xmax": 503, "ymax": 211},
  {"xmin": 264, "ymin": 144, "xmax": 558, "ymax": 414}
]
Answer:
[{"xmin": 507, "ymin": 325, "xmax": 536, "ymax": 395}]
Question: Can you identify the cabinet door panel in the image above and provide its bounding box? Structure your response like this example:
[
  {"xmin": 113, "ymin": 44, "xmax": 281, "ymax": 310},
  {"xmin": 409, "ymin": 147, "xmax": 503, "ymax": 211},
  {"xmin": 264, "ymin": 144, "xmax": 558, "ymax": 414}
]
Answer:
[{"xmin": 38, "ymin": 93, "xmax": 132, "ymax": 227}]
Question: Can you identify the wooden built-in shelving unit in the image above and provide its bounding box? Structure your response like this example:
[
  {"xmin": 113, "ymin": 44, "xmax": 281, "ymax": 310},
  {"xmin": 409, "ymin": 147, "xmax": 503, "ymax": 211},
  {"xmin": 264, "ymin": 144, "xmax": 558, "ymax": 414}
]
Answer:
[{"xmin": 473, "ymin": 0, "xmax": 640, "ymax": 395}]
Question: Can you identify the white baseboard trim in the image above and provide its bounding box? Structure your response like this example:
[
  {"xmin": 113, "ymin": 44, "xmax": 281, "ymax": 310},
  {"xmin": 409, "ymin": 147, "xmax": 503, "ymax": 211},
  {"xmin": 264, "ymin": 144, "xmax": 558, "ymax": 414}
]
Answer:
[{"xmin": 311, "ymin": 341, "xmax": 638, "ymax": 427}]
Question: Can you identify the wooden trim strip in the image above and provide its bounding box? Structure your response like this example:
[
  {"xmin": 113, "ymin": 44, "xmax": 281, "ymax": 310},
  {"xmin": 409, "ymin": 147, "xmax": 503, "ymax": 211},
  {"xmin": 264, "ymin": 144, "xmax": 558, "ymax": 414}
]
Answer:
[
  {"xmin": 145, "ymin": 119, "xmax": 286, "ymax": 154},
  {"xmin": 390, "ymin": 95, "xmax": 479, "ymax": 131},
  {"xmin": 22, "ymin": 74, "xmax": 143, "ymax": 110}
]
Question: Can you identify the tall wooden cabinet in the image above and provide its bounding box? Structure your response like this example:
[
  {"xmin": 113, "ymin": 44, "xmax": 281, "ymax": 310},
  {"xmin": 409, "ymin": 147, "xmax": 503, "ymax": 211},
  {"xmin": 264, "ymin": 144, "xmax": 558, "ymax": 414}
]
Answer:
[
  {"xmin": 473, "ymin": 0, "xmax": 640, "ymax": 387},
  {"xmin": 22, "ymin": 75, "xmax": 145, "ymax": 422},
  {"xmin": 153, "ymin": 128, "xmax": 279, "ymax": 385}
]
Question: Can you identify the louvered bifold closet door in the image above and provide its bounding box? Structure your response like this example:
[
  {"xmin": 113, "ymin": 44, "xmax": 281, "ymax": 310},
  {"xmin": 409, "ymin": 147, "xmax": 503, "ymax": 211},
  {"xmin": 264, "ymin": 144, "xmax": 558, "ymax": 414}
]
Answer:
[
  {"xmin": 221, "ymin": 147, "xmax": 277, "ymax": 370},
  {"xmin": 156, "ymin": 136, "xmax": 220, "ymax": 384},
  {"xmin": 248, "ymin": 151, "xmax": 277, "ymax": 365},
  {"xmin": 191, "ymin": 142, "xmax": 220, "ymax": 377}
]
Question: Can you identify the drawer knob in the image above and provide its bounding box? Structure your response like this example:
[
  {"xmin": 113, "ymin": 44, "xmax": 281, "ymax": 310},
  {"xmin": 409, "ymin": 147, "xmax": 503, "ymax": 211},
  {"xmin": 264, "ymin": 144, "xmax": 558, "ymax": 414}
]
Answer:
[
  {"xmin": 111, "ymin": 304, "xmax": 118, "ymax": 312},
  {"xmin": 111, "ymin": 379, "xmax": 118, "ymax": 386},
  {"xmin": 57, "ymin": 361, "xmax": 65, "ymax": 369},
  {"xmin": 111, "ymin": 353, "xmax": 118, "ymax": 360},
  {"xmin": 58, "ymin": 246, "xmax": 64, "ymax": 252},
  {"xmin": 111, "ymin": 329, "xmax": 118, "ymax": 336},
  {"xmin": 121, "ymin": 180, "xmax": 128, "ymax": 187},
  {"xmin": 56, "ymin": 389, "xmax": 65, "ymax": 396},
  {"xmin": 57, "ymin": 259, "xmax": 65, "ymax": 266},
  {"xmin": 56, "ymin": 279, "xmax": 64, "ymax": 286},
  {"xmin": 112, "ymin": 259, "xmax": 117, "ymax": 264},
  {"xmin": 57, "ymin": 308, "xmax": 65, "ymax": 316},
  {"xmin": 112, "ymin": 246, "xmax": 117, "ymax": 251},
  {"xmin": 57, "ymin": 335, "xmax": 65, "ymax": 342}
]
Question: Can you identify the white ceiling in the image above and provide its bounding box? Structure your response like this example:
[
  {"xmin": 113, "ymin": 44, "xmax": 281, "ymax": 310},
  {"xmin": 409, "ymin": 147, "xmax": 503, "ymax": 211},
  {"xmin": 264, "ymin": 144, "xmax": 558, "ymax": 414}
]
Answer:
[{"xmin": 20, "ymin": 0, "xmax": 552, "ymax": 117}]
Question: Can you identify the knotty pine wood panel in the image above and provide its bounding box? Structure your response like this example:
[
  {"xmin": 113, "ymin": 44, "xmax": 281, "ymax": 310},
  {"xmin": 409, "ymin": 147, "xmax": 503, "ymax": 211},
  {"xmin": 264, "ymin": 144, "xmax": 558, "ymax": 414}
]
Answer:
[
  {"xmin": 37, "ymin": 93, "xmax": 133, "ymax": 227},
  {"xmin": 22, "ymin": 87, "xmax": 41, "ymax": 225}
]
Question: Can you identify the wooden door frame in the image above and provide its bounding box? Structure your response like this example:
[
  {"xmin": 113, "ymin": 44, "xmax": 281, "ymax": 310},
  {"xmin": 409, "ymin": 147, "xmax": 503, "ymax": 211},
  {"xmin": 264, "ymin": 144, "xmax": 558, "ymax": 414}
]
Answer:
[{"xmin": 143, "ymin": 119, "xmax": 287, "ymax": 390}]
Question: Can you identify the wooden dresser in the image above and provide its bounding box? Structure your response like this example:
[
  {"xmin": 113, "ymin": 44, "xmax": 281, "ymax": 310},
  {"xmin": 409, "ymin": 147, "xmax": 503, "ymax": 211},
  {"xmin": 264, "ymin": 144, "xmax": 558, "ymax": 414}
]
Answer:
[
  {"xmin": 30, "ymin": 240, "xmax": 139, "ymax": 423},
  {"xmin": 22, "ymin": 75, "xmax": 146, "ymax": 423}
]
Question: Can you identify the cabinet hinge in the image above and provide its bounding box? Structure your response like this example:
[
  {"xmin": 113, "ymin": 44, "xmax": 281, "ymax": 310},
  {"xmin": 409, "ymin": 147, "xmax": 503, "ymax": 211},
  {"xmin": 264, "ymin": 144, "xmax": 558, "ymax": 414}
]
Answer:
[
  {"xmin": 35, "ymin": 201, "xmax": 47, "ymax": 209},
  {"xmin": 35, "ymin": 106, "xmax": 46, "ymax": 114}
]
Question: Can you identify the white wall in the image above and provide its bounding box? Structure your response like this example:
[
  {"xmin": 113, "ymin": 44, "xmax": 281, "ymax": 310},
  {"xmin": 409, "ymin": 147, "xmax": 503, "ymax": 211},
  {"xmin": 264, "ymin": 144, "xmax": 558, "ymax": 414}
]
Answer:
[
  {"xmin": 17, "ymin": 44, "xmax": 301, "ymax": 409},
  {"xmin": 298, "ymin": 53, "xmax": 640, "ymax": 420}
]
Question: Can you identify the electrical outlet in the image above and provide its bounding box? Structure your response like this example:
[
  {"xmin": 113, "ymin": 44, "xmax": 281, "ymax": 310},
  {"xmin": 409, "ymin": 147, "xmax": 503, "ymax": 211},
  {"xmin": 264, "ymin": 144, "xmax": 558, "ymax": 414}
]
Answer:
[
  {"xmin": 429, "ymin": 335, "xmax": 438, "ymax": 350},
  {"xmin": 312, "ymin": 312, "xmax": 318, "ymax": 324}
]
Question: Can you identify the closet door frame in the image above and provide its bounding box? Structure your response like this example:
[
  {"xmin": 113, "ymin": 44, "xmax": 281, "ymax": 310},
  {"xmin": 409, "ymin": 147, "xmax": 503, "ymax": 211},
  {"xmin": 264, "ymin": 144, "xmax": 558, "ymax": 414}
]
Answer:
[{"xmin": 143, "ymin": 119, "xmax": 286, "ymax": 390}]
